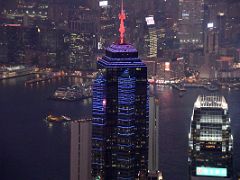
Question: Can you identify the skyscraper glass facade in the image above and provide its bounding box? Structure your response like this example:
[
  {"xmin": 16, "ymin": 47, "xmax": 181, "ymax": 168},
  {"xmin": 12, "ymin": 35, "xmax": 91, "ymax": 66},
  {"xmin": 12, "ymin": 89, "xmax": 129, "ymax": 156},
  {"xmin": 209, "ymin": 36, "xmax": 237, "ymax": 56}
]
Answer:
[
  {"xmin": 92, "ymin": 44, "xmax": 149, "ymax": 180},
  {"xmin": 189, "ymin": 95, "xmax": 233, "ymax": 179}
]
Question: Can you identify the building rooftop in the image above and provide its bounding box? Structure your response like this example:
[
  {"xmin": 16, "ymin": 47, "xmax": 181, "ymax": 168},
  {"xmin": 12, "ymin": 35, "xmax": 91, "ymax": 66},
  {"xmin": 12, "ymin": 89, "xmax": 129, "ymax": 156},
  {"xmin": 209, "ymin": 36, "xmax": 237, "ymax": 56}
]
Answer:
[
  {"xmin": 194, "ymin": 95, "xmax": 228, "ymax": 110},
  {"xmin": 106, "ymin": 44, "xmax": 138, "ymax": 53}
]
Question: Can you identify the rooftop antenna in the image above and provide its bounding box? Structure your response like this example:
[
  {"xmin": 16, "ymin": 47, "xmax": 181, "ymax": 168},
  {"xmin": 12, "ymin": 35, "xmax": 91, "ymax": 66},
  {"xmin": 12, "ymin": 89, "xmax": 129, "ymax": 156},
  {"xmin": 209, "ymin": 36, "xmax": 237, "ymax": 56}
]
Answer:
[{"xmin": 119, "ymin": 0, "xmax": 126, "ymax": 44}]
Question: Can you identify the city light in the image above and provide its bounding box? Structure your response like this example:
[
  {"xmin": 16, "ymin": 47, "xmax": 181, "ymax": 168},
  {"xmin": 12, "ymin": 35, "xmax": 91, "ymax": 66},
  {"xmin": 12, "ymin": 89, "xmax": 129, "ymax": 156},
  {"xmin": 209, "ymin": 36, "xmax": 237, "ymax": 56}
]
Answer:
[
  {"xmin": 145, "ymin": 16, "xmax": 155, "ymax": 25},
  {"xmin": 165, "ymin": 62, "xmax": 170, "ymax": 71},
  {"xmin": 99, "ymin": 1, "xmax": 108, "ymax": 7},
  {"xmin": 196, "ymin": 167, "xmax": 227, "ymax": 177},
  {"xmin": 0, "ymin": 0, "xmax": 239, "ymax": 179},
  {"xmin": 207, "ymin": 22, "xmax": 214, "ymax": 28}
]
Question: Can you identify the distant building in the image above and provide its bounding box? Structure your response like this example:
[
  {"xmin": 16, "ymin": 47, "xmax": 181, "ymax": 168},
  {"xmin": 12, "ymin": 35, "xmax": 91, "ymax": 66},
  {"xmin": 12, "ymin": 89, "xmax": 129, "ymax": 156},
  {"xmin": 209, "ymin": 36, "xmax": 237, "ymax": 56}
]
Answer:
[
  {"xmin": 68, "ymin": 6, "xmax": 97, "ymax": 34},
  {"xmin": 148, "ymin": 96, "xmax": 163, "ymax": 180},
  {"xmin": 63, "ymin": 32, "xmax": 97, "ymax": 70},
  {"xmin": 48, "ymin": 1, "xmax": 69, "ymax": 24},
  {"xmin": 70, "ymin": 120, "xmax": 91, "ymax": 180},
  {"xmin": 144, "ymin": 16, "xmax": 158, "ymax": 58},
  {"xmin": 148, "ymin": 96, "xmax": 160, "ymax": 171},
  {"xmin": 39, "ymin": 28, "xmax": 65, "ymax": 67},
  {"xmin": 142, "ymin": 58, "xmax": 157, "ymax": 78},
  {"xmin": 97, "ymin": 2, "xmax": 117, "ymax": 51},
  {"xmin": 204, "ymin": 27, "xmax": 219, "ymax": 55},
  {"xmin": 203, "ymin": 0, "xmax": 240, "ymax": 47},
  {"xmin": 0, "ymin": 25, "xmax": 39, "ymax": 64},
  {"xmin": 189, "ymin": 95, "xmax": 233, "ymax": 180},
  {"xmin": 1, "ymin": 1, "xmax": 48, "ymax": 27},
  {"xmin": 178, "ymin": 0, "xmax": 204, "ymax": 50}
]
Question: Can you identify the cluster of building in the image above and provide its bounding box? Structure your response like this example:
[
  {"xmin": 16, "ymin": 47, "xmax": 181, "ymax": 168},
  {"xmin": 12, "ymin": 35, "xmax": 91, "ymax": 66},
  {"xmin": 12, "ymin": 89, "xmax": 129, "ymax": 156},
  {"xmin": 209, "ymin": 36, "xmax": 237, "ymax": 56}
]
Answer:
[
  {"xmin": 0, "ymin": 0, "xmax": 239, "ymax": 82},
  {"xmin": 67, "ymin": 3, "xmax": 235, "ymax": 180},
  {"xmin": 178, "ymin": 0, "xmax": 240, "ymax": 81},
  {"xmin": 69, "ymin": 41, "xmax": 235, "ymax": 180}
]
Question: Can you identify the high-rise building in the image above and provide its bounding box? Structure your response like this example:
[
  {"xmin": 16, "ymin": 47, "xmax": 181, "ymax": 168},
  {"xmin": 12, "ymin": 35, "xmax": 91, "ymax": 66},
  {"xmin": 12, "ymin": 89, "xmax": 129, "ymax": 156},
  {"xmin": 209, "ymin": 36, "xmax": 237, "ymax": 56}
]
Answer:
[
  {"xmin": 189, "ymin": 95, "xmax": 233, "ymax": 180},
  {"xmin": 204, "ymin": 25, "xmax": 219, "ymax": 55},
  {"xmin": 70, "ymin": 120, "xmax": 92, "ymax": 180},
  {"xmin": 178, "ymin": 0, "xmax": 204, "ymax": 50},
  {"xmin": 63, "ymin": 32, "xmax": 97, "ymax": 70},
  {"xmin": 97, "ymin": 1, "xmax": 117, "ymax": 51},
  {"xmin": 144, "ymin": 16, "xmax": 158, "ymax": 58},
  {"xmin": 148, "ymin": 96, "xmax": 159, "ymax": 172},
  {"xmin": 92, "ymin": 3, "xmax": 149, "ymax": 179},
  {"xmin": 48, "ymin": 0, "xmax": 69, "ymax": 24},
  {"xmin": 147, "ymin": 95, "xmax": 163, "ymax": 180}
]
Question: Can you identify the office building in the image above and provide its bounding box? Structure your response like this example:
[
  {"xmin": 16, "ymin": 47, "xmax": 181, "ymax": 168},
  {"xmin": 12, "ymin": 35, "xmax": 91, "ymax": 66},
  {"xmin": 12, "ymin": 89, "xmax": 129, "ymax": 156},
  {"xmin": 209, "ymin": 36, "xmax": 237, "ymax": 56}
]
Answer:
[
  {"xmin": 148, "ymin": 95, "xmax": 163, "ymax": 180},
  {"xmin": 70, "ymin": 120, "xmax": 92, "ymax": 180},
  {"xmin": 92, "ymin": 42, "xmax": 149, "ymax": 180},
  {"xmin": 189, "ymin": 95, "xmax": 233, "ymax": 180},
  {"xmin": 144, "ymin": 16, "xmax": 158, "ymax": 58},
  {"xmin": 92, "ymin": 3, "xmax": 149, "ymax": 179},
  {"xmin": 148, "ymin": 96, "xmax": 159, "ymax": 172},
  {"xmin": 178, "ymin": 0, "xmax": 204, "ymax": 50},
  {"xmin": 204, "ymin": 25, "xmax": 219, "ymax": 55}
]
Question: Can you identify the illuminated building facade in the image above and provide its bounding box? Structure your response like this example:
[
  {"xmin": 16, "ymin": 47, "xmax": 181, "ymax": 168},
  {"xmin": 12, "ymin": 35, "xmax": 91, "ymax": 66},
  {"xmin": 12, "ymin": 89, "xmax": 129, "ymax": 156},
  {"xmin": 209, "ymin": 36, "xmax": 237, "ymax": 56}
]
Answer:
[
  {"xmin": 144, "ymin": 16, "xmax": 158, "ymax": 58},
  {"xmin": 203, "ymin": 0, "xmax": 240, "ymax": 48},
  {"xmin": 189, "ymin": 95, "xmax": 233, "ymax": 180},
  {"xmin": 92, "ymin": 43, "xmax": 149, "ymax": 180},
  {"xmin": 97, "ymin": 1, "xmax": 117, "ymax": 51},
  {"xmin": 92, "ymin": 6, "xmax": 149, "ymax": 176},
  {"xmin": 64, "ymin": 32, "xmax": 97, "ymax": 70},
  {"xmin": 1, "ymin": 1, "xmax": 48, "ymax": 27}
]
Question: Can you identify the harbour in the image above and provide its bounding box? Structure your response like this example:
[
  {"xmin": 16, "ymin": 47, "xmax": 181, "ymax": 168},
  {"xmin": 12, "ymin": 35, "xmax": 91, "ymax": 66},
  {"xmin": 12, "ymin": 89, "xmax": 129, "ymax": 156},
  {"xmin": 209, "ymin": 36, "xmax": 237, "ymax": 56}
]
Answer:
[{"xmin": 0, "ymin": 76, "xmax": 240, "ymax": 180}]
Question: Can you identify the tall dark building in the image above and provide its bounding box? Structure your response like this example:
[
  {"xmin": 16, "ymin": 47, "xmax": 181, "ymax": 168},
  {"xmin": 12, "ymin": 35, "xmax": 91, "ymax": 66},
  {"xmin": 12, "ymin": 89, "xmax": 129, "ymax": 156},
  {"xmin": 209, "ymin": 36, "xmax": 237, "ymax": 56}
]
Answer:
[
  {"xmin": 189, "ymin": 95, "xmax": 233, "ymax": 180},
  {"xmin": 92, "ymin": 3, "xmax": 149, "ymax": 179},
  {"xmin": 70, "ymin": 120, "xmax": 91, "ymax": 180},
  {"xmin": 92, "ymin": 43, "xmax": 149, "ymax": 180},
  {"xmin": 178, "ymin": 0, "xmax": 204, "ymax": 50}
]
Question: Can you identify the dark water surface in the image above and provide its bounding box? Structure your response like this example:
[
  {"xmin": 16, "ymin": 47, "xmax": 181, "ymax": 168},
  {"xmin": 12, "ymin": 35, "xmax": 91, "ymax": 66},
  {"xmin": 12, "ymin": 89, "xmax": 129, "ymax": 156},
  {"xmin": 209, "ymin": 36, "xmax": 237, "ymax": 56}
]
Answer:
[
  {"xmin": 0, "ymin": 77, "xmax": 239, "ymax": 180},
  {"xmin": 0, "ymin": 76, "xmax": 92, "ymax": 180}
]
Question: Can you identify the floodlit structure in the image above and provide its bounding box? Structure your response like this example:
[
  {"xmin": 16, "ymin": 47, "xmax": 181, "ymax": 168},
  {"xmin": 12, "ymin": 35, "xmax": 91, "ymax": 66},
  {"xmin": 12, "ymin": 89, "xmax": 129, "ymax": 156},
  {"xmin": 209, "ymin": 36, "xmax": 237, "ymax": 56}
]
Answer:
[
  {"xmin": 92, "ymin": 1, "xmax": 149, "ymax": 179},
  {"xmin": 189, "ymin": 95, "xmax": 233, "ymax": 180}
]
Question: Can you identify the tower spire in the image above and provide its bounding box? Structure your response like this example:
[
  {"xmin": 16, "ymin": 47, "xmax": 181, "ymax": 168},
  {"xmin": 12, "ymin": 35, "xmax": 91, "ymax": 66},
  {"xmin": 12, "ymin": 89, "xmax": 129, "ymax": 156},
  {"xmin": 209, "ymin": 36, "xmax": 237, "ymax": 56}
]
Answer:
[{"xmin": 119, "ymin": 0, "xmax": 126, "ymax": 44}]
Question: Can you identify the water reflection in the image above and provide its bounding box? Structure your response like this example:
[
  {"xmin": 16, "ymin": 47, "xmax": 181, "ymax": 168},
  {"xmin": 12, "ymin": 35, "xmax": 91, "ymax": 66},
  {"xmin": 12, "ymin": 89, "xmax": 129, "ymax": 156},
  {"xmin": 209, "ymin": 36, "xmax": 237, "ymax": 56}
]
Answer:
[{"xmin": 1, "ymin": 76, "xmax": 240, "ymax": 180}]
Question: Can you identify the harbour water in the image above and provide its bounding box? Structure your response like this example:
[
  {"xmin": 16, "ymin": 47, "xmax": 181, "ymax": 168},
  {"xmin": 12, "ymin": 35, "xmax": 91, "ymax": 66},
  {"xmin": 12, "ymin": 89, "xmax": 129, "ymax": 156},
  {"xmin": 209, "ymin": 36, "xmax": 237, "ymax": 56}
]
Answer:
[{"xmin": 0, "ymin": 76, "xmax": 240, "ymax": 180}]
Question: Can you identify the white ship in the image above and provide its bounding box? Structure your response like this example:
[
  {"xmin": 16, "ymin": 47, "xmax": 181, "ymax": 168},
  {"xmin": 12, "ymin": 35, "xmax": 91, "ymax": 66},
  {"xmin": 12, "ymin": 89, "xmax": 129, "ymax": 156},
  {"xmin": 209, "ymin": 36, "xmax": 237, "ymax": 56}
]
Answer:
[{"xmin": 51, "ymin": 84, "xmax": 92, "ymax": 101}]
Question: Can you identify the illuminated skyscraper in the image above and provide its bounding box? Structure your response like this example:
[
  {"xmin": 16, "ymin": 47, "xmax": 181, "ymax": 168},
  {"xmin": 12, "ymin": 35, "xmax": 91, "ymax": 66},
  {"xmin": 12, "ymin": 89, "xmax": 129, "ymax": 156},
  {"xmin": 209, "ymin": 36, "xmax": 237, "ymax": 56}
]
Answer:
[
  {"xmin": 92, "ymin": 2, "xmax": 149, "ymax": 179},
  {"xmin": 189, "ymin": 95, "xmax": 233, "ymax": 180},
  {"xmin": 144, "ymin": 15, "xmax": 158, "ymax": 58}
]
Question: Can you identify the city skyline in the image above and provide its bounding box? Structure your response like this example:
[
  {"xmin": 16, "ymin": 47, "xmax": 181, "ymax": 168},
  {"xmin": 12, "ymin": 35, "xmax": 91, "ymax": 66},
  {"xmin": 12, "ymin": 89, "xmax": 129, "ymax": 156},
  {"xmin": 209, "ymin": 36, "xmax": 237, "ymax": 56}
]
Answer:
[{"xmin": 0, "ymin": 0, "xmax": 240, "ymax": 180}]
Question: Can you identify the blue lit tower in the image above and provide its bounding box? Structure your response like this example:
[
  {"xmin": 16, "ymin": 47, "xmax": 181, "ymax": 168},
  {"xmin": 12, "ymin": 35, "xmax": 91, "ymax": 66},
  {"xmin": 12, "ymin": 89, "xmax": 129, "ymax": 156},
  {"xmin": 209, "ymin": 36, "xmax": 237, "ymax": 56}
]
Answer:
[{"xmin": 92, "ymin": 1, "xmax": 149, "ymax": 179}]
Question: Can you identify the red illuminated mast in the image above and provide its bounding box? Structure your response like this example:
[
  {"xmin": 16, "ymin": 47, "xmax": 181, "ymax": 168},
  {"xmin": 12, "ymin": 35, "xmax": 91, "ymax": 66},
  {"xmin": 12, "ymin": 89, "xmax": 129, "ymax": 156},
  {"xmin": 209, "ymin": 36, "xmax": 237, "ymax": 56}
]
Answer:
[{"xmin": 119, "ymin": 0, "xmax": 126, "ymax": 44}]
